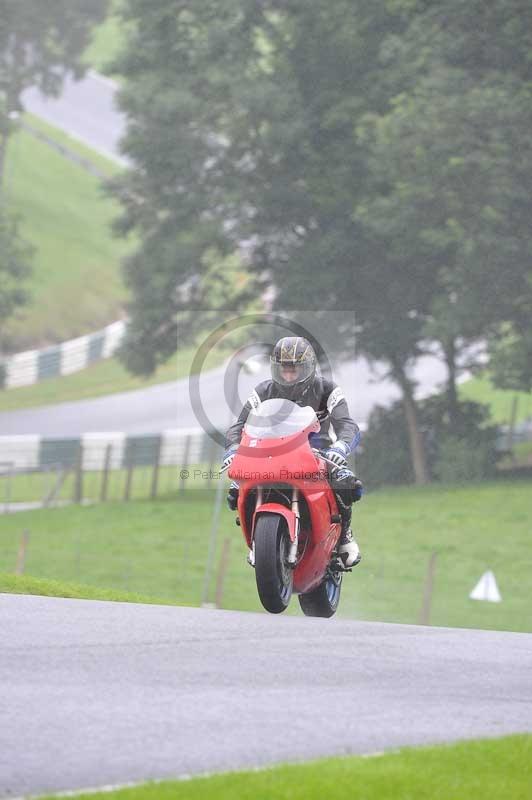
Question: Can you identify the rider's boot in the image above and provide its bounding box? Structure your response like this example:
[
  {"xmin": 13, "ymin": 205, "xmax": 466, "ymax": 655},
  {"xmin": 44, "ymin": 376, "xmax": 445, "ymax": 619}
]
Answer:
[
  {"xmin": 338, "ymin": 528, "xmax": 361, "ymax": 568},
  {"xmin": 337, "ymin": 505, "xmax": 362, "ymax": 568},
  {"xmin": 226, "ymin": 481, "xmax": 239, "ymax": 511}
]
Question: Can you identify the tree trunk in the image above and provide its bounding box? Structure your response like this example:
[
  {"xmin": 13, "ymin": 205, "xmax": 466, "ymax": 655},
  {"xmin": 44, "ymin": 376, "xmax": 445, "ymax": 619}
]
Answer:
[
  {"xmin": 444, "ymin": 337, "xmax": 459, "ymax": 426},
  {"xmin": 392, "ymin": 357, "xmax": 430, "ymax": 485}
]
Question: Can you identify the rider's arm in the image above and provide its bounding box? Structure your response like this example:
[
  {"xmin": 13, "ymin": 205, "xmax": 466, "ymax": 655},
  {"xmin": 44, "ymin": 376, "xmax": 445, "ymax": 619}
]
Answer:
[
  {"xmin": 224, "ymin": 383, "xmax": 267, "ymax": 448},
  {"xmin": 327, "ymin": 386, "xmax": 361, "ymax": 453}
]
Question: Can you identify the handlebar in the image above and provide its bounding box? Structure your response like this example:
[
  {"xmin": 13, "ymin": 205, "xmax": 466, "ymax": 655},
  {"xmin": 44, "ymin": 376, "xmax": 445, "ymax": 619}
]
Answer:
[{"xmin": 311, "ymin": 448, "xmax": 342, "ymax": 471}]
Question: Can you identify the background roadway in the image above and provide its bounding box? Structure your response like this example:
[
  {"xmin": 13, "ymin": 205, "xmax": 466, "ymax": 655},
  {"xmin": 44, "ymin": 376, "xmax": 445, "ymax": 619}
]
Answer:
[{"xmin": 0, "ymin": 355, "xmax": 447, "ymax": 436}]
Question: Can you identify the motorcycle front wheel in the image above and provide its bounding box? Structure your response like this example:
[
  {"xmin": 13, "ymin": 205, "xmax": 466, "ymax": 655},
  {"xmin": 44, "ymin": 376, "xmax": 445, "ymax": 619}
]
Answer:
[
  {"xmin": 254, "ymin": 514, "xmax": 293, "ymax": 614},
  {"xmin": 298, "ymin": 570, "xmax": 343, "ymax": 618}
]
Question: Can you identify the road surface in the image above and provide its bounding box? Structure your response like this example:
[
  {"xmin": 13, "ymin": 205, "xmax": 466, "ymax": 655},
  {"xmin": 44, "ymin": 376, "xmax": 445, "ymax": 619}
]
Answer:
[
  {"xmin": 22, "ymin": 71, "xmax": 126, "ymax": 165},
  {"xmin": 1, "ymin": 595, "xmax": 531, "ymax": 798}
]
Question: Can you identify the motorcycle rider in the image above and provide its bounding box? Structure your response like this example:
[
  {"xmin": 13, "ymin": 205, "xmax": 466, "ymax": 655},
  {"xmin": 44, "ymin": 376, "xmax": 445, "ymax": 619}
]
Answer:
[{"xmin": 222, "ymin": 336, "xmax": 363, "ymax": 569}]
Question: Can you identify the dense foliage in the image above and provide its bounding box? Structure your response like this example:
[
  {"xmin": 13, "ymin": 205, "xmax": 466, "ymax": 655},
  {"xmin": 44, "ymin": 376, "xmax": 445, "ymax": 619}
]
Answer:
[
  {"xmin": 0, "ymin": 211, "xmax": 32, "ymax": 357},
  {"xmin": 110, "ymin": 0, "xmax": 532, "ymax": 480},
  {"xmin": 359, "ymin": 396, "xmax": 500, "ymax": 487}
]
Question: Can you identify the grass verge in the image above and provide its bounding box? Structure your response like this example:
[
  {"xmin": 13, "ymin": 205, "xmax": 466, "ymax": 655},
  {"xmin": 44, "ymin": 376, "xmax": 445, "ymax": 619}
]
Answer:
[
  {"xmin": 459, "ymin": 374, "xmax": 532, "ymax": 425},
  {"xmin": 1, "ymin": 480, "xmax": 530, "ymax": 632},
  {"xmin": 82, "ymin": 0, "xmax": 129, "ymax": 76},
  {"xmin": 37, "ymin": 735, "xmax": 532, "ymax": 800},
  {"xmin": 22, "ymin": 112, "xmax": 121, "ymax": 177},
  {"xmin": 0, "ymin": 573, "xmax": 176, "ymax": 606},
  {"xmin": 4, "ymin": 117, "xmax": 130, "ymax": 348}
]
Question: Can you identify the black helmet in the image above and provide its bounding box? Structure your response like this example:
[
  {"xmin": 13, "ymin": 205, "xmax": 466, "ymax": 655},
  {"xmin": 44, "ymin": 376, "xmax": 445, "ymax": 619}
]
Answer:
[{"xmin": 270, "ymin": 336, "xmax": 317, "ymax": 400}]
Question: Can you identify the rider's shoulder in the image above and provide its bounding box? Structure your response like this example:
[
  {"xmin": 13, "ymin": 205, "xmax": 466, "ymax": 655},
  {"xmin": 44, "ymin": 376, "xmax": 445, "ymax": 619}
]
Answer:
[
  {"xmin": 321, "ymin": 377, "xmax": 343, "ymax": 397},
  {"xmin": 246, "ymin": 380, "xmax": 271, "ymax": 408},
  {"xmin": 321, "ymin": 379, "xmax": 346, "ymax": 413},
  {"xmin": 254, "ymin": 380, "xmax": 272, "ymax": 398}
]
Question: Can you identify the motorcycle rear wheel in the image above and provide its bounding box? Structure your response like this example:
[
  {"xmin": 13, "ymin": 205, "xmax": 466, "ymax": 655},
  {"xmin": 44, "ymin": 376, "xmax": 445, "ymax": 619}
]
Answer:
[
  {"xmin": 254, "ymin": 514, "xmax": 293, "ymax": 614},
  {"xmin": 298, "ymin": 571, "xmax": 342, "ymax": 618}
]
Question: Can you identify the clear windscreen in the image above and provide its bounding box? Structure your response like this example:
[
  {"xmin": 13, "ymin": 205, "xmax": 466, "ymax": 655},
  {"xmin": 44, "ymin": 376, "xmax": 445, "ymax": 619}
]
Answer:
[{"xmin": 244, "ymin": 398, "xmax": 318, "ymax": 440}]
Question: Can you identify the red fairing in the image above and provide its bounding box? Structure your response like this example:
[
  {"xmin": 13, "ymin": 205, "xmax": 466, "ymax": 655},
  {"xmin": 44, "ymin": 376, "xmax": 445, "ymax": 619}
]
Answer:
[{"xmin": 228, "ymin": 420, "xmax": 342, "ymax": 595}]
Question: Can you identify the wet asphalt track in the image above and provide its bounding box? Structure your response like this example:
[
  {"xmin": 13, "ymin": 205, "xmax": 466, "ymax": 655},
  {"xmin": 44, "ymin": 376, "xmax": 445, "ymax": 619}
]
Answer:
[
  {"xmin": 1, "ymin": 595, "xmax": 531, "ymax": 798},
  {"xmin": 0, "ymin": 355, "xmax": 448, "ymax": 437}
]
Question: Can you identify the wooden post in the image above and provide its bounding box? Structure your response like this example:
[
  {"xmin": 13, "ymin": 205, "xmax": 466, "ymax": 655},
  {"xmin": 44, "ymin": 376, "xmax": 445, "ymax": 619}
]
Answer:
[
  {"xmin": 44, "ymin": 467, "xmax": 69, "ymax": 508},
  {"xmin": 207, "ymin": 437, "xmax": 218, "ymax": 489},
  {"xmin": 150, "ymin": 437, "xmax": 162, "ymax": 500},
  {"xmin": 179, "ymin": 435, "xmax": 191, "ymax": 494},
  {"xmin": 100, "ymin": 444, "xmax": 112, "ymax": 503},
  {"xmin": 16, "ymin": 530, "xmax": 30, "ymax": 575},
  {"xmin": 419, "ymin": 552, "xmax": 438, "ymax": 626},
  {"xmin": 74, "ymin": 444, "xmax": 83, "ymax": 505},
  {"xmin": 124, "ymin": 441, "xmax": 136, "ymax": 502},
  {"xmin": 214, "ymin": 538, "xmax": 231, "ymax": 609}
]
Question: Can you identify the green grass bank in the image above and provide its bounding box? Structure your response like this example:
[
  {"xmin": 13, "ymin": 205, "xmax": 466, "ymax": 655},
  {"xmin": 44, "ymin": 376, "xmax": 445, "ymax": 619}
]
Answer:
[
  {"xmin": 83, "ymin": 0, "xmax": 129, "ymax": 76},
  {"xmin": 36, "ymin": 735, "xmax": 532, "ymax": 800},
  {"xmin": 460, "ymin": 375, "xmax": 532, "ymax": 425},
  {"xmin": 4, "ymin": 117, "xmax": 130, "ymax": 349},
  {"xmin": 1, "ymin": 480, "xmax": 530, "ymax": 632},
  {"xmin": 0, "ymin": 573, "xmax": 174, "ymax": 606}
]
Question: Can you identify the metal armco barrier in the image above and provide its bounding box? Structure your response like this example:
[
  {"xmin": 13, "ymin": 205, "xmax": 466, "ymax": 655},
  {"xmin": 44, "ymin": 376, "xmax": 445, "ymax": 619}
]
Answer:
[
  {"xmin": 0, "ymin": 429, "xmax": 224, "ymax": 510},
  {"xmin": 1, "ymin": 320, "xmax": 126, "ymax": 389}
]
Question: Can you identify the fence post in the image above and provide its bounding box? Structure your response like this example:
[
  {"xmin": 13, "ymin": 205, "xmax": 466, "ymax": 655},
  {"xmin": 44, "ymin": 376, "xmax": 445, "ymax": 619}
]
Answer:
[
  {"xmin": 180, "ymin": 435, "xmax": 191, "ymax": 494},
  {"xmin": 418, "ymin": 551, "xmax": 438, "ymax": 626},
  {"xmin": 44, "ymin": 465, "xmax": 68, "ymax": 508},
  {"xmin": 100, "ymin": 444, "xmax": 112, "ymax": 503},
  {"xmin": 124, "ymin": 441, "xmax": 136, "ymax": 502},
  {"xmin": 16, "ymin": 530, "xmax": 30, "ymax": 575},
  {"xmin": 207, "ymin": 437, "xmax": 218, "ymax": 489},
  {"xmin": 74, "ymin": 444, "xmax": 83, "ymax": 505},
  {"xmin": 150, "ymin": 436, "xmax": 162, "ymax": 500}
]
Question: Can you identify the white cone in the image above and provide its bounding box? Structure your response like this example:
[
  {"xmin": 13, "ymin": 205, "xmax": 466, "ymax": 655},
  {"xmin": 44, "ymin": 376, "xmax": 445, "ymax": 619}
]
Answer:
[{"xmin": 469, "ymin": 570, "xmax": 502, "ymax": 603}]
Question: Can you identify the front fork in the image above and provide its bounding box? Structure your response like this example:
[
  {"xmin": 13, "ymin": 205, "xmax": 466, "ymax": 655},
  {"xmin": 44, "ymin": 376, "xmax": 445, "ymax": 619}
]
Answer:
[
  {"xmin": 288, "ymin": 486, "xmax": 300, "ymax": 566},
  {"xmin": 249, "ymin": 486, "xmax": 300, "ymax": 567}
]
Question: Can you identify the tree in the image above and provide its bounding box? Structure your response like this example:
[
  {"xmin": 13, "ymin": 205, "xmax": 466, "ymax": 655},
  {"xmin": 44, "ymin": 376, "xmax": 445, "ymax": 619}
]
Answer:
[
  {"xmin": 0, "ymin": 210, "xmax": 32, "ymax": 349},
  {"xmin": 356, "ymin": 0, "xmax": 532, "ymax": 425},
  {"xmin": 110, "ymin": 0, "xmax": 532, "ymax": 483},
  {"xmin": 0, "ymin": 0, "xmax": 108, "ymax": 189},
  {"xmin": 109, "ymin": 1, "xmax": 404, "ymax": 362},
  {"xmin": 488, "ymin": 322, "xmax": 532, "ymax": 394},
  {"xmin": 110, "ymin": 0, "xmax": 435, "ymax": 480}
]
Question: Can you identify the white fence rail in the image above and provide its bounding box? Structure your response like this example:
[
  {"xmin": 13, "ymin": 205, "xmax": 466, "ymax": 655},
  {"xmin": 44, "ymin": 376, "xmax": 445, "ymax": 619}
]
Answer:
[{"xmin": 1, "ymin": 320, "xmax": 126, "ymax": 389}]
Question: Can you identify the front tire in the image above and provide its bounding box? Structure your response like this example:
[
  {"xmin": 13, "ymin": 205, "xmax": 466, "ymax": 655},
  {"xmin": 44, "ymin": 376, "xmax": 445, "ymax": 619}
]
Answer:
[
  {"xmin": 298, "ymin": 571, "xmax": 342, "ymax": 618},
  {"xmin": 254, "ymin": 514, "xmax": 293, "ymax": 614}
]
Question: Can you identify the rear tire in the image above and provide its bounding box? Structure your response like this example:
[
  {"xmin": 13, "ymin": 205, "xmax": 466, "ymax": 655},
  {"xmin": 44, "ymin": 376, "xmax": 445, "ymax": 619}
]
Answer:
[
  {"xmin": 298, "ymin": 571, "xmax": 342, "ymax": 618},
  {"xmin": 254, "ymin": 514, "xmax": 293, "ymax": 614}
]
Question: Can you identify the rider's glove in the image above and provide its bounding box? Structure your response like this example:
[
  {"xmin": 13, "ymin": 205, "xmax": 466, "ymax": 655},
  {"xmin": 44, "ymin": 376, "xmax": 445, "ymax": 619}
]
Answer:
[
  {"xmin": 222, "ymin": 445, "xmax": 238, "ymax": 472},
  {"xmin": 322, "ymin": 441, "xmax": 350, "ymax": 469}
]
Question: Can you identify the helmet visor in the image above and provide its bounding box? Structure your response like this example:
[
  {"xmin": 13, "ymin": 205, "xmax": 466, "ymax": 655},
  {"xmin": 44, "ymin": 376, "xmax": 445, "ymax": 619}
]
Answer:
[{"xmin": 271, "ymin": 358, "xmax": 314, "ymax": 387}]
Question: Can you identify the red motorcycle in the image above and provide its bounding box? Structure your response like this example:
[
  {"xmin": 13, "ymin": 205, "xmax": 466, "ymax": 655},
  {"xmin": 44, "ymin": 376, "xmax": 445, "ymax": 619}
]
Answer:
[{"xmin": 227, "ymin": 398, "xmax": 348, "ymax": 617}]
